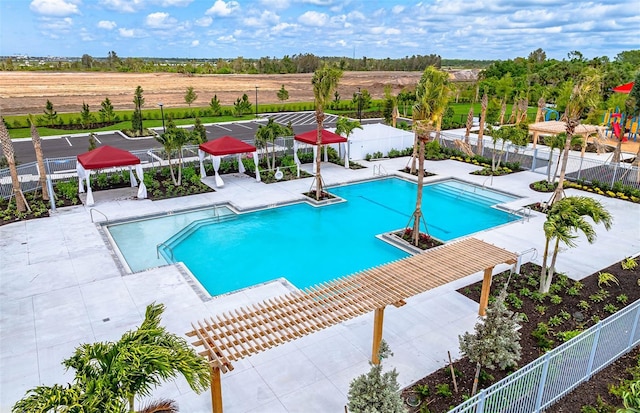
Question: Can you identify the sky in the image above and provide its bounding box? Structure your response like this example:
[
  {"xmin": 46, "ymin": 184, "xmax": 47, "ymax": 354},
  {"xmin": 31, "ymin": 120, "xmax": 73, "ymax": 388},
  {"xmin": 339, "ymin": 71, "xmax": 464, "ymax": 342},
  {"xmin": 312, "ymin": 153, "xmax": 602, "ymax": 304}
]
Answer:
[{"xmin": 0, "ymin": 0, "xmax": 638, "ymax": 61}]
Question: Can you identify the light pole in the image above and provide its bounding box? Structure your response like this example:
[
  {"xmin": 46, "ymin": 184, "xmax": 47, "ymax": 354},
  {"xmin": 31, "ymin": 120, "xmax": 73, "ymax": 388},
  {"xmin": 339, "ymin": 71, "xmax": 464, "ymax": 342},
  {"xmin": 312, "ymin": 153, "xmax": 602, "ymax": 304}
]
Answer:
[
  {"xmin": 255, "ymin": 86, "xmax": 259, "ymax": 118},
  {"xmin": 158, "ymin": 102, "xmax": 165, "ymax": 134},
  {"xmin": 356, "ymin": 87, "xmax": 362, "ymax": 122}
]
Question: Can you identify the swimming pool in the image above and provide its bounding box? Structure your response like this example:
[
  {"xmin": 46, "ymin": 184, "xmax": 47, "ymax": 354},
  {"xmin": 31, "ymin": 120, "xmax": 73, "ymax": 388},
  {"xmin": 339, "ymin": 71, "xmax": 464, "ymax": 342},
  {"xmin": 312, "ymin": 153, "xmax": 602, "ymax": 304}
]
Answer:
[{"xmin": 106, "ymin": 178, "xmax": 520, "ymax": 296}]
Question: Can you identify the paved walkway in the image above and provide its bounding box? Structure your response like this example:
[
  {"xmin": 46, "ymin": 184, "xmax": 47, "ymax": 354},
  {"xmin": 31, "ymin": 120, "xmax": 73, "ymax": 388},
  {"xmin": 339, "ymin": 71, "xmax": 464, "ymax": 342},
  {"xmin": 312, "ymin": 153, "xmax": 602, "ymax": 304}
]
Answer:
[{"xmin": 1, "ymin": 152, "xmax": 639, "ymax": 412}]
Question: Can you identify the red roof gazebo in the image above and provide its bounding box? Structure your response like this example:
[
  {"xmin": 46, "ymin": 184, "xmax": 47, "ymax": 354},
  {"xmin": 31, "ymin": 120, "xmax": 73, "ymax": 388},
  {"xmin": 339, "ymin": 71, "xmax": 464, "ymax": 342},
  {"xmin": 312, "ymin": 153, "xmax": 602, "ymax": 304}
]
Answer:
[
  {"xmin": 76, "ymin": 145, "xmax": 147, "ymax": 206},
  {"xmin": 293, "ymin": 129, "xmax": 350, "ymax": 171},
  {"xmin": 198, "ymin": 136, "xmax": 261, "ymax": 187}
]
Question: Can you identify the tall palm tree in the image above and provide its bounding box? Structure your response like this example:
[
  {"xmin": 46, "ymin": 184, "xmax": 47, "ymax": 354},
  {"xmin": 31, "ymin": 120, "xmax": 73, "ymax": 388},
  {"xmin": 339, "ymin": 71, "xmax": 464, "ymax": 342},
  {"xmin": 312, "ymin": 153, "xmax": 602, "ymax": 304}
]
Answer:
[
  {"xmin": 407, "ymin": 67, "xmax": 450, "ymax": 246},
  {"xmin": 255, "ymin": 118, "xmax": 292, "ymax": 170},
  {"xmin": 311, "ymin": 64, "xmax": 343, "ymax": 200},
  {"xmin": 0, "ymin": 118, "xmax": 27, "ymax": 212},
  {"xmin": 539, "ymin": 196, "xmax": 612, "ymax": 293},
  {"xmin": 476, "ymin": 93, "xmax": 488, "ymax": 156},
  {"xmin": 550, "ymin": 68, "xmax": 602, "ymax": 206},
  {"xmin": 28, "ymin": 114, "xmax": 49, "ymax": 201}
]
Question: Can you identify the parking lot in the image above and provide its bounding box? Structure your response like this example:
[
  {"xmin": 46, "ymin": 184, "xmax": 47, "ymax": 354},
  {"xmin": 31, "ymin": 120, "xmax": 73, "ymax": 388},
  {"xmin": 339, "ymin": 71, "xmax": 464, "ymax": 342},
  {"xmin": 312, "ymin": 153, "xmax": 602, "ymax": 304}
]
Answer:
[{"xmin": 11, "ymin": 112, "xmax": 368, "ymax": 164}]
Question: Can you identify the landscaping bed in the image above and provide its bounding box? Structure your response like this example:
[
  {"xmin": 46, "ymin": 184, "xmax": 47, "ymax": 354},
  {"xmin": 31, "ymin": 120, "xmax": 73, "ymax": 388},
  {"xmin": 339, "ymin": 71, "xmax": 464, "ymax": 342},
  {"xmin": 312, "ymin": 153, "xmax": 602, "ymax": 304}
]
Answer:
[{"xmin": 401, "ymin": 259, "xmax": 640, "ymax": 413}]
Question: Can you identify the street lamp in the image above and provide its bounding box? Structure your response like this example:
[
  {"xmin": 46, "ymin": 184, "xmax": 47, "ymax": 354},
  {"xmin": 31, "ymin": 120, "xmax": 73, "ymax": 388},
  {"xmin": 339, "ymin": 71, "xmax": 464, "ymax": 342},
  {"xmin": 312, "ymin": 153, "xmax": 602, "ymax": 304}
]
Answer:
[
  {"xmin": 158, "ymin": 102, "xmax": 165, "ymax": 134},
  {"xmin": 255, "ymin": 86, "xmax": 259, "ymax": 118},
  {"xmin": 356, "ymin": 87, "xmax": 362, "ymax": 122}
]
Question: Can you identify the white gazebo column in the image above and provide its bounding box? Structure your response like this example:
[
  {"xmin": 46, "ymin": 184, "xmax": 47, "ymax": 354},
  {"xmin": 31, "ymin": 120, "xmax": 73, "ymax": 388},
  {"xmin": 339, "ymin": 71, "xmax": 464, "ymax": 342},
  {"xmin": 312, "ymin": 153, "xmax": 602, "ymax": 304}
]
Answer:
[
  {"xmin": 135, "ymin": 164, "xmax": 147, "ymax": 199},
  {"xmin": 238, "ymin": 154, "xmax": 246, "ymax": 173},
  {"xmin": 198, "ymin": 149, "xmax": 207, "ymax": 178},
  {"xmin": 323, "ymin": 145, "xmax": 328, "ymax": 162},
  {"xmin": 128, "ymin": 166, "xmax": 137, "ymax": 187},
  {"xmin": 252, "ymin": 152, "xmax": 261, "ymax": 182},
  {"xmin": 212, "ymin": 155, "xmax": 224, "ymax": 187},
  {"xmin": 76, "ymin": 163, "xmax": 86, "ymax": 194},
  {"xmin": 85, "ymin": 171, "xmax": 94, "ymax": 206},
  {"xmin": 313, "ymin": 146, "xmax": 319, "ymax": 175},
  {"xmin": 293, "ymin": 140, "xmax": 300, "ymax": 178}
]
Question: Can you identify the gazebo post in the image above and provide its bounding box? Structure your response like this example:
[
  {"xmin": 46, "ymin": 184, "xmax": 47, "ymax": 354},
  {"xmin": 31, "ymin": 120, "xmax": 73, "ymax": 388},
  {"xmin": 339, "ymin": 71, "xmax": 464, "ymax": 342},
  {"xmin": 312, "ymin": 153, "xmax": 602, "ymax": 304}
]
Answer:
[
  {"xmin": 371, "ymin": 306, "xmax": 385, "ymax": 364},
  {"xmin": 478, "ymin": 266, "xmax": 495, "ymax": 316},
  {"xmin": 210, "ymin": 364, "xmax": 223, "ymax": 413}
]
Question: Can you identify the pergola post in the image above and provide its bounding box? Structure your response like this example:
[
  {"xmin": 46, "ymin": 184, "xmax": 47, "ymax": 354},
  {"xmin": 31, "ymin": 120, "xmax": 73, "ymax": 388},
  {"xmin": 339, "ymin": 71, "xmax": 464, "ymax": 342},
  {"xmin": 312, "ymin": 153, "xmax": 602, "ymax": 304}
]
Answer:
[
  {"xmin": 478, "ymin": 266, "xmax": 494, "ymax": 316},
  {"xmin": 371, "ymin": 307, "xmax": 385, "ymax": 364},
  {"xmin": 211, "ymin": 365, "xmax": 223, "ymax": 413}
]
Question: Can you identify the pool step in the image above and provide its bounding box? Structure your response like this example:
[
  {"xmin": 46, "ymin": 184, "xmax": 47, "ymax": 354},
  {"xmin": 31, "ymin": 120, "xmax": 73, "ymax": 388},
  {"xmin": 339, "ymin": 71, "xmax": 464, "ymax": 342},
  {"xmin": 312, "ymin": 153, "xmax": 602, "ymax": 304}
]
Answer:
[
  {"xmin": 158, "ymin": 215, "xmax": 237, "ymax": 262},
  {"xmin": 427, "ymin": 184, "xmax": 499, "ymax": 206}
]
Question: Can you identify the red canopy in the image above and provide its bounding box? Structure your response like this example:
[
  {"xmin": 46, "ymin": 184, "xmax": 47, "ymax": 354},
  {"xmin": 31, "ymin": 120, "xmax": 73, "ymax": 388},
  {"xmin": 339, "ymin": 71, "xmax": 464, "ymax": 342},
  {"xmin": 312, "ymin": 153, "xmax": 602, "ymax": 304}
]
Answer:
[
  {"xmin": 199, "ymin": 136, "xmax": 256, "ymax": 156},
  {"xmin": 294, "ymin": 129, "xmax": 347, "ymax": 145},
  {"xmin": 612, "ymin": 81, "xmax": 634, "ymax": 94},
  {"xmin": 77, "ymin": 145, "xmax": 140, "ymax": 170}
]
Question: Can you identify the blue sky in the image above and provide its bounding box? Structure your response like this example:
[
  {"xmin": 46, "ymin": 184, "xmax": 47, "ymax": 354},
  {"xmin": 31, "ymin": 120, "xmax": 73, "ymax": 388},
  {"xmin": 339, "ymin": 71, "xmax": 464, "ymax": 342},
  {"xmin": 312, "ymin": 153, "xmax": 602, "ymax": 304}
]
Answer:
[{"xmin": 1, "ymin": 0, "xmax": 638, "ymax": 60}]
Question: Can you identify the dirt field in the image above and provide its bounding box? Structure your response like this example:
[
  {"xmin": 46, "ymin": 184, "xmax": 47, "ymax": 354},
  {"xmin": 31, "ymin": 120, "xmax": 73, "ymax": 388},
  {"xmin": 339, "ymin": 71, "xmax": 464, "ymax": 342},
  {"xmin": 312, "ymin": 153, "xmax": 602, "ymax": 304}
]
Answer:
[{"xmin": 0, "ymin": 71, "xmax": 433, "ymax": 116}]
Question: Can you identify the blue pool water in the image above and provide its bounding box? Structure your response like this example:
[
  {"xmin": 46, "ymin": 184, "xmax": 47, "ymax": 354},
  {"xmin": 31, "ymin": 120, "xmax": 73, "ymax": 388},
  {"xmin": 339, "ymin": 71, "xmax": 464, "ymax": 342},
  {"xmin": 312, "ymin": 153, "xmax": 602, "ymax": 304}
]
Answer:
[{"xmin": 134, "ymin": 178, "xmax": 519, "ymax": 296}]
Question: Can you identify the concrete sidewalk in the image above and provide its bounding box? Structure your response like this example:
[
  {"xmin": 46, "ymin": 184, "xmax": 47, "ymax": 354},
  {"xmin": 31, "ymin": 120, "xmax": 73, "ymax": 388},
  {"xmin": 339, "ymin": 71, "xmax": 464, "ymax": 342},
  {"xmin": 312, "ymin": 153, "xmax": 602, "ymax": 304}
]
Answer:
[{"xmin": 1, "ymin": 157, "xmax": 639, "ymax": 413}]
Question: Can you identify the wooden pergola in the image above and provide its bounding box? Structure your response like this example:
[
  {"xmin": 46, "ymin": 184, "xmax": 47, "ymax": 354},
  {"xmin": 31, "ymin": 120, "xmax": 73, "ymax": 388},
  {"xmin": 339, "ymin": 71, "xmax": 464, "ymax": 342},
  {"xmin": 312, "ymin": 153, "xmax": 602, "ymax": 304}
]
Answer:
[
  {"xmin": 528, "ymin": 120, "xmax": 601, "ymax": 149},
  {"xmin": 186, "ymin": 237, "xmax": 517, "ymax": 412}
]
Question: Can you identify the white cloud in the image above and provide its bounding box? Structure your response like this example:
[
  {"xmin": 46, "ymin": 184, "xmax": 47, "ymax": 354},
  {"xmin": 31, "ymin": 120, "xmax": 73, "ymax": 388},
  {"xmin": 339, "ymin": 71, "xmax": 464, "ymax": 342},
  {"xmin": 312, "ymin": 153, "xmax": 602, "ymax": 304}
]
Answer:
[
  {"xmin": 392, "ymin": 5, "xmax": 405, "ymax": 14},
  {"xmin": 272, "ymin": 22, "xmax": 298, "ymax": 33},
  {"xmin": 301, "ymin": 0, "xmax": 333, "ymax": 5},
  {"xmin": 191, "ymin": 39, "xmax": 199, "ymax": 46},
  {"xmin": 41, "ymin": 16, "xmax": 74, "ymax": 31},
  {"xmin": 205, "ymin": 0, "xmax": 239, "ymax": 17},
  {"xmin": 145, "ymin": 11, "xmax": 177, "ymax": 28},
  {"xmin": 158, "ymin": 0, "xmax": 193, "ymax": 6},
  {"xmin": 258, "ymin": 0, "xmax": 288, "ymax": 9},
  {"xmin": 118, "ymin": 27, "xmax": 136, "ymax": 37},
  {"xmin": 217, "ymin": 34, "xmax": 235, "ymax": 42},
  {"xmin": 30, "ymin": 0, "xmax": 80, "ymax": 17},
  {"xmin": 298, "ymin": 10, "xmax": 328, "ymax": 27},
  {"xmin": 97, "ymin": 20, "xmax": 117, "ymax": 29},
  {"xmin": 244, "ymin": 10, "xmax": 279, "ymax": 27},
  {"xmin": 195, "ymin": 16, "xmax": 212, "ymax": 27},
  {"xmin": 385, "ymin": 28, "xmax": 401, "ymax": 35},
  {"xmin": 100, "ymin": 0, "xmax": 145, "ymax": 13}
]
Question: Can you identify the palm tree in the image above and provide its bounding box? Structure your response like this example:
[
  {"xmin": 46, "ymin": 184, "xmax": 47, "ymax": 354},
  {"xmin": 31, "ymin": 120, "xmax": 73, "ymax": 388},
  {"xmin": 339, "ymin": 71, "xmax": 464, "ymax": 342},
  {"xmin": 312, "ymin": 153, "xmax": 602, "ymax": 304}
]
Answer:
[
  {"xmin": 335, "ymin": 116, "xmax": 362, "ymax": 161},
  {"xmin": 545, "ymin": 133, "xmax": 568, "ymax": 184},
  {"xmin": 549, "ymin": 68, "xmax": 602, "ymax": 206},
  {"xmin": 28, "ymin": 114, "xmax": 49, "ymax": 201},
  {"xmin": 154, "ymin": 117, "xmax": 196, "ymax": 185},
  {"xmin": 311, "ymin": 64, "xmax": 343, "ymax": 200},
  {"xmin": 0, "ymin": 118, "xmax": 27, "ymax": 212},
  {"xmin": 464, "ymin": 107, "xmax": 474, "ymax": 144},
  {"xmin": 14, "ymin": 303, "xmax": 210, "ymax": 413},
  {"xmin": 407, "ymin": 67, "xmax": 450, "ymax": 246},
  {"xmin": 255, "ymin": 118, "xmax": 292, "ymax": 170},
  {"xmin": 539, "ymin": 196, "xmax": 612, "ymax": 293},
  {"xmin": 476, "ymin": 93, "xmax": 488, "ymax": 156}
]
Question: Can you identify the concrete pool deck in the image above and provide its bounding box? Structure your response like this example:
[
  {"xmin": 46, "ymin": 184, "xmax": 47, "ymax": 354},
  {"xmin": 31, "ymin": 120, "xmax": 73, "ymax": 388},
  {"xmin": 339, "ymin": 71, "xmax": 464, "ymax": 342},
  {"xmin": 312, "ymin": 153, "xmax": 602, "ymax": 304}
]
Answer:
[{"xmin": 1, "ymin": 155, "xmax": 639, "ymax": 412}]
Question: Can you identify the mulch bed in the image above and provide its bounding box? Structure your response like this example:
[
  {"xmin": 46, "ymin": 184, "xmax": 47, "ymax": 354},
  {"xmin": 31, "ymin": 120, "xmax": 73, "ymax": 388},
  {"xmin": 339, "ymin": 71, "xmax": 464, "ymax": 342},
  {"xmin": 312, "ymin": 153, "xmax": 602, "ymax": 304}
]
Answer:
[{"xmin": 401, "ymin": 260, "xmax": 640, "ymax": 413}]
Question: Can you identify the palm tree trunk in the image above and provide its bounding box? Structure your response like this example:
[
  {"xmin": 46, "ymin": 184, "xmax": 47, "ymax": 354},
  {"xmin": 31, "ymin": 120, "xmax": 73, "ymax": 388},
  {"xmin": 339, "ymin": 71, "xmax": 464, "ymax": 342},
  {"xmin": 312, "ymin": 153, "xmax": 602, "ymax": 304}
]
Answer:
[
  {"xmin": 551, "ymin": 119, "xmax": 578, "ymax": 205},
  {"xmin": 411, "ymin": 138, "xmax": 425, "ymax": 246},
  {"xmin": 464, "ymin": 107, "xmax": 474, "ymax": 144},
  {"xmin": 477, "ymin": 94, "xmax": 488, "ymax": 156},
  {"xmin": 539, "ymin": 237, "xmax": 551, "ymax": 293},
  {"xmin": 29, "ymin": 118, "xmax": 49, "ymax": 201},
  {"xmin": 315, "ymin": 109, "xmax": 324, "ymax": 200},
  {"xmin": 543, "ymin": 238, "xmax": 562, "ymax": 293},
  {"xmin": 409, "ymin": 132, "xmax": 418, "ymax": 174},
  {"xmin": 0, "ymin": 119, "xmax": 27, "ymax": 212},
  {"xmin": 546, "ymin": 148, "xmax": 555, "ymax": 183}
]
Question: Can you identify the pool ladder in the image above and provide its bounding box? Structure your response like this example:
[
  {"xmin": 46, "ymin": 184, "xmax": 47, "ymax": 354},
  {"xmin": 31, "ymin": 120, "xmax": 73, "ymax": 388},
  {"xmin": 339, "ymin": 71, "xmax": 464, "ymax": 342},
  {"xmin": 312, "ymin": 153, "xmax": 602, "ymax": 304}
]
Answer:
[
  {"xmin": 373, "ymin": 164, "xmax": 388, "ymax": 176},
  {"xmin": 89, "ymin": 208, "xmax": 109, "ymax": 223},
  {"xmin": 512, "ymin": 206, "xmax": 532, "ymax": 222},
  {"xmin": 156, "ymin": 241, "xmax": 174, "ymax": 261}
]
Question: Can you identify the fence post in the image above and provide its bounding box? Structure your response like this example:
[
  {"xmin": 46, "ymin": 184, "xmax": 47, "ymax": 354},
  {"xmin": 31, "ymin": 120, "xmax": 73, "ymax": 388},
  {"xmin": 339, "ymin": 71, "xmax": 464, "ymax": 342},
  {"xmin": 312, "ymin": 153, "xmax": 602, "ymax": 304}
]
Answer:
[
  {"xmin": 46, "ymin": 175, "xmax": 56, "ymax": 212},
  {"xmin": 629, "ymin": 303, "xmax": 640, "ymax": 349},
  {"xmin": 476, "ymin": 389, "xmax": 486, "ymax": 413},
  {"xmin": 45, "ymin": 158, "xmax": 51, "ymax": 175},
  {"xmin": 586, "ymin": 321, "xmax": 603, "ymax": 380},
  {"xmin": 505, "ymin": 144, "xmax": 510, "ymax": 163},
  {"xmin": 611, "ymin": 163, "xmax": 619, "ymax": 187},
  {"xmin": 577, "ymin": 156, "xmax": 584, "ymax": 181},
  {"xmin": 531, "ymin": 148, "xmax": 537, "ymax": 170},
  {"xmin": 534, "ymin": 352, "xmax": 552, "ymax": 411}
]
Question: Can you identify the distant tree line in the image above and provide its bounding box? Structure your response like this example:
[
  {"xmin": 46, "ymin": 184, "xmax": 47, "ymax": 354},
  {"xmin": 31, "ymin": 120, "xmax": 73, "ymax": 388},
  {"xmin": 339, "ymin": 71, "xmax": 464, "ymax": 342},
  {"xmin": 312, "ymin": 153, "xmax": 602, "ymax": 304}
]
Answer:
[{"xmin": 1, "ymin": 51, "xmax": 448, "ymax": 73}]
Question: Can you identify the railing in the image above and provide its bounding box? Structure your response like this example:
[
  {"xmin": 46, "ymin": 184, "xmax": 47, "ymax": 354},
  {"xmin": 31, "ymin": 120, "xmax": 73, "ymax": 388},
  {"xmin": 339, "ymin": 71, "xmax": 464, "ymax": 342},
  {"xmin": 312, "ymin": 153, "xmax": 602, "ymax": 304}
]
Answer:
[
  {"xmin": 373, "ymin": 164, "xmax": 388, "ymax": 176},
  {"xmin": 89, "ymin": 208, "xmax": 108, "ymax": 223},
  {"xmin": 448, "ymin": 298, "xmax": 640, "ymax": 413}
]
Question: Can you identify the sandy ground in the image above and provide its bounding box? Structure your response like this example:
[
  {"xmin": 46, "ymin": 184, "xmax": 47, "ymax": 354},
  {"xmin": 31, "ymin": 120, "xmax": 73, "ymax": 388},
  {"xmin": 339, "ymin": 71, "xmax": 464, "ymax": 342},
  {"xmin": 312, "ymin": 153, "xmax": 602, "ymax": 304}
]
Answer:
[{"xmin": 0, "ymin": 71, "xmax": 427, "ymax": 116}]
